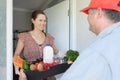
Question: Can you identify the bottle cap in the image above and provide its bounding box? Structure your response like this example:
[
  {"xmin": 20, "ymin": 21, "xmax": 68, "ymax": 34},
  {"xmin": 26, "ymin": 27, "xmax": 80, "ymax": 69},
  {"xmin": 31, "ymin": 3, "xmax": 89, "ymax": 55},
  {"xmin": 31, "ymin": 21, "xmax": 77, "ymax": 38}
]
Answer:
[{"xmin": 46, "ymin": 43, "xmax": 51, "ymax": 46}]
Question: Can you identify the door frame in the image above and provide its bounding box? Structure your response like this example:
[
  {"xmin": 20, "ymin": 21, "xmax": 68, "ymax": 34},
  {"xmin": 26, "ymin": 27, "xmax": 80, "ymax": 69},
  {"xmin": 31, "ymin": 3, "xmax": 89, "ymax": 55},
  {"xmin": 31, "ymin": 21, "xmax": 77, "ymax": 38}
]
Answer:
[
  {"xmin": 6, "ymin": 0, "xmax": 77, "ymax": 80},
  {"xmin": 6, "ymin": 0, "xmax": 13, "ymax": 80}
]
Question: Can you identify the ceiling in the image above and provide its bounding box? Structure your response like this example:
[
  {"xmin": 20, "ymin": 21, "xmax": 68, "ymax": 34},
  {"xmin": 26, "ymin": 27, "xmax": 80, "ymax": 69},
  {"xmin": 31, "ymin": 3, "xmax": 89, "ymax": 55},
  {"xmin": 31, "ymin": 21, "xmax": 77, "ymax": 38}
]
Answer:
[{"xmin": 13, "ymin": 0, "xmax": 65, "ymax": 11}]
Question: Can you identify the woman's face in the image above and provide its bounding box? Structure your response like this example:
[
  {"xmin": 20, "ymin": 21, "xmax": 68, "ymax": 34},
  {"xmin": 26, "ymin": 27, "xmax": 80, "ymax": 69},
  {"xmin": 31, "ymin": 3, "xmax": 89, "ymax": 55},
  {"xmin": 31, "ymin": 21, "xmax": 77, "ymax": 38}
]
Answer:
[{"xmin": 32, "ymin": 14, "xmax": 46, "ymax": 31}]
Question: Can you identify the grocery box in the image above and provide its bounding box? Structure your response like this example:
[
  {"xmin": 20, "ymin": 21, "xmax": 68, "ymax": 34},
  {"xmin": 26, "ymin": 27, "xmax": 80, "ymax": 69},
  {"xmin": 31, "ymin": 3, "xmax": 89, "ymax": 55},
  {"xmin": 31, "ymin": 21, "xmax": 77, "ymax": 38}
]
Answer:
[{"xmin": 25, "ymin": 63, "xmax": 71, "ymax": 80}]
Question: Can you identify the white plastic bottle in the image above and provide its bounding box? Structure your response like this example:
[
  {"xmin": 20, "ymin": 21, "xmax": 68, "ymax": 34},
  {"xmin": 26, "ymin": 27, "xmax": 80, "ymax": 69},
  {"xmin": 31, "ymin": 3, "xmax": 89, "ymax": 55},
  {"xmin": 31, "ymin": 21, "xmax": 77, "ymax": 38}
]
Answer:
[{"xmin": 43, "ymin": 44, "xmax": 54, "ymax": 63}]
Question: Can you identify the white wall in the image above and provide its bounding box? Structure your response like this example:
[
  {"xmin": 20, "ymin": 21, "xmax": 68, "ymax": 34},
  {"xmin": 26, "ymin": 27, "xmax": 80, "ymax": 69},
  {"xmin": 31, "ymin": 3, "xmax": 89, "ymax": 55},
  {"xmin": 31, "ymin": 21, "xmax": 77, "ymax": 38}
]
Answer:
[
  {"xmin": 76, "ymin": 0, "xmax": 96, "ymax": 52},
  {"xmin": 45, "ymin": 0, "xmax": 96, "ymax": 53},
  {"xmin": 44, "ymin": 0, "xmax": 69, "ymax": 52}
]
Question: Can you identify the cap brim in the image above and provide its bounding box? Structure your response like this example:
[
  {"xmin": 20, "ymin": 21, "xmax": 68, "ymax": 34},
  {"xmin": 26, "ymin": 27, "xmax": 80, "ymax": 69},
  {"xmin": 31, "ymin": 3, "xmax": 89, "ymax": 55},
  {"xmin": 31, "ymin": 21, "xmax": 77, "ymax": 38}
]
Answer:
[{"xmin": 80, "ymin": 6, "xmax": 90, "ymax": 14}]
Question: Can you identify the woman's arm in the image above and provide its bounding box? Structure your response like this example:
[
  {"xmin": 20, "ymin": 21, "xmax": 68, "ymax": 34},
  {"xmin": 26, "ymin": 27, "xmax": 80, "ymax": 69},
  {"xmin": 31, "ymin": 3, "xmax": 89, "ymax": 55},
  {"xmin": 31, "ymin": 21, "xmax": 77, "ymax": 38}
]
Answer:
[
  {"xmin": 51, "ymin": 41, "xmax": 59, "ymax": 54},
  {"xmin": 13, "ymin": 39, "xmax": 24, "ymax": 75}
]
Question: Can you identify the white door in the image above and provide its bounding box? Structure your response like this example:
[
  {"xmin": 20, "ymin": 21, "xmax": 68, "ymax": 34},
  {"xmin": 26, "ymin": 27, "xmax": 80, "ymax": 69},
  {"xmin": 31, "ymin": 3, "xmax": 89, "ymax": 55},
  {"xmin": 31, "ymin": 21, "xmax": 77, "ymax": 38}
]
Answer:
[{"xmin": 44, "ymin": 0, "xmax": 69, "ymax": 52}]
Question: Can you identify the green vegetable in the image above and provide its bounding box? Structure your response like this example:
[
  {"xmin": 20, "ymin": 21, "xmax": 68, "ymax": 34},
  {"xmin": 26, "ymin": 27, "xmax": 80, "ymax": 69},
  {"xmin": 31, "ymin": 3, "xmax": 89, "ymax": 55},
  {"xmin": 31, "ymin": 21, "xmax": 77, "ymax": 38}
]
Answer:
[
  {"xmin": 22, "ymin": 60, "xmax": 32, "ymax": 71},
  {"xmin": 65, "ymin": 49, "xmax": 79, "ymax": 62}
]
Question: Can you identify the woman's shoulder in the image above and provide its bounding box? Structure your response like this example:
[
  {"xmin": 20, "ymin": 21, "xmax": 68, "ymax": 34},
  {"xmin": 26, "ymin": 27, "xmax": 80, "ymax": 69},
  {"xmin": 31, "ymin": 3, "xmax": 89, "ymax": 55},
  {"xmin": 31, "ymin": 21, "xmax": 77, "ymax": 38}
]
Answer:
[
  {"xmin": 19, "ymin": 31, "xmax": 30, "ymax": 35},
  {"xmin": 18, "ymin": 31, "xmax": 30, "ymax": 38},
  {"xmin": 46, "ymin": 33, "xmax": 55, "ymax": 40}
]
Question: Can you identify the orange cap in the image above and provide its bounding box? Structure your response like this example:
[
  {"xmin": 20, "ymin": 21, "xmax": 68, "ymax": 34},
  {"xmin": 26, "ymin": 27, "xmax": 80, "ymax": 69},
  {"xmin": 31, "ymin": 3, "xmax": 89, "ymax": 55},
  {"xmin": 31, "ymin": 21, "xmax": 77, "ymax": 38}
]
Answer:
[{"xmin": 81, "ymin": 0, "xmax": 120, "ymax": 14}]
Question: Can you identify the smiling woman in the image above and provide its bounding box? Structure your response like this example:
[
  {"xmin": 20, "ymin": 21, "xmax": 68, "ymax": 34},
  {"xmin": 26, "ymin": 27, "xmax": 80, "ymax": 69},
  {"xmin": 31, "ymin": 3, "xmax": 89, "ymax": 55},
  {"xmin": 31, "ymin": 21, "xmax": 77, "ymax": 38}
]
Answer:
[
  {"xmin": 13, "ymin": 10, "xmax": 59, "ymax": 80},
  {"xmin": 13, "ymin": 0, "xmax": 70, "ymax": 80}
]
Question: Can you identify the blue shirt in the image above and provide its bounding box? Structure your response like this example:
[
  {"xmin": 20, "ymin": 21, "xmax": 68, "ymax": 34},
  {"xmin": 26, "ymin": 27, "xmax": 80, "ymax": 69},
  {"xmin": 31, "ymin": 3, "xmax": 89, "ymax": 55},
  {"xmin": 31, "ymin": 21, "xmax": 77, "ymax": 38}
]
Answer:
[{"xmin": 60, "ymin": 22, "xmax": 120, "ymax": 80}]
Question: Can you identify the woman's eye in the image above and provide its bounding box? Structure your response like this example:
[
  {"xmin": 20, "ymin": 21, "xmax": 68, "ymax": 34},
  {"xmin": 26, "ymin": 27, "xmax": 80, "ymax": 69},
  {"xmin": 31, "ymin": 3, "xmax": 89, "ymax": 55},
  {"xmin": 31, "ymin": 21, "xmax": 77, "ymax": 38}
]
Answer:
[
  {"xmin": 39, "ymin": 20, "xmax": 42, "ymax": 22},
  {"xmin": 39, "ymin": 19, "xmax": 46, "ymax": 22},
  {"xmin": 44, "ymin": 20, "xmax": 46, "ymax": 22}
]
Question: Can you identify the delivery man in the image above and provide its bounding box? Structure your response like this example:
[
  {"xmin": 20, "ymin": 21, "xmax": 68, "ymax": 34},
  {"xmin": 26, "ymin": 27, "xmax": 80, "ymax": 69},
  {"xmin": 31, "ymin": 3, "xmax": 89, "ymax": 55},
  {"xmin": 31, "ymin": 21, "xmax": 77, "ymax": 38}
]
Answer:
[{"xmin": 60, "ymin": 0, "xmax": 120, "ymax": 80}]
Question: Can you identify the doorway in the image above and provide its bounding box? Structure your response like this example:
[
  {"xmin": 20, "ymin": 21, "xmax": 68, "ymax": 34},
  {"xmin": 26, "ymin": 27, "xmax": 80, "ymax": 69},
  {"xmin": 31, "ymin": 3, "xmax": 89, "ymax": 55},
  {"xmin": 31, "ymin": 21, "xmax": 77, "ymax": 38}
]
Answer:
[{"xmin": 13, "ymin": 0, "xmax": 70, "ymax": 80}]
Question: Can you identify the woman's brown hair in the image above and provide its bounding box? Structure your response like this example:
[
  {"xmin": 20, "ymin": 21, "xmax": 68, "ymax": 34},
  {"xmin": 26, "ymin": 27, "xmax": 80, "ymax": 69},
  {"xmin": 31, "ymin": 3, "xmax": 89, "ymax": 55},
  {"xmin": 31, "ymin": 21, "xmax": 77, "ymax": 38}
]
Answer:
[{"xmin": 31, "ymin": 10, "xmax": 46, "ymax": 30}]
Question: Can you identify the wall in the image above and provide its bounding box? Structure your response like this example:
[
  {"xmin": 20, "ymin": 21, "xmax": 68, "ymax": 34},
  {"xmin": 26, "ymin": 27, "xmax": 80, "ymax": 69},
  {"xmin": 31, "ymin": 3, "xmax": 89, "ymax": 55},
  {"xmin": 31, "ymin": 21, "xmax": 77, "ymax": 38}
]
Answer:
[
  {"xmin": 44, "ymin": 0, "xmax": 69, "ymax": 52},
  {"xmin": 45, "ymin": 0, "xmax": 96, "ymax": 53},
  {"xmin": 76, "ymin": 0, "xmax": 96, "ymax": 52},
  {"xmin": 13, "ymin": 9, "xmax": 31, "ymax": 32},
  {"xmin": 0, "ymin": 0, "xmax": 6, "ymax": 80},
  {"xmin": 13, "ymin": 9, "xmax": 32, "ymax": 50}
]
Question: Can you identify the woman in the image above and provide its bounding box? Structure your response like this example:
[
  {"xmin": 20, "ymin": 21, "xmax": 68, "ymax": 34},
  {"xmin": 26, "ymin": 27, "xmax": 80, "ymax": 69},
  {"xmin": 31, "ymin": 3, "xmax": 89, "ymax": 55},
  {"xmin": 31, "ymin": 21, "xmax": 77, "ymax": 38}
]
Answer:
[{"xmin": 13, "ymin": 10, "xmax": 59, "ymax": 80}]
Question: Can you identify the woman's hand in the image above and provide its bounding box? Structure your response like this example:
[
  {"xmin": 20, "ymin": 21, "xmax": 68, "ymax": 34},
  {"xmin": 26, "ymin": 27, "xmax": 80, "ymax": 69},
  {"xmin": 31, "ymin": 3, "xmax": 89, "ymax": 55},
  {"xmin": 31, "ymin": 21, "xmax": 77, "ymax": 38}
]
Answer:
[
  {"xmin": 19, "ymin": 69, "xmax": 27, "ymax": 80},
  {"xmin": 15, "ymin": 66, "xmax": 20, "ymax": 75}
]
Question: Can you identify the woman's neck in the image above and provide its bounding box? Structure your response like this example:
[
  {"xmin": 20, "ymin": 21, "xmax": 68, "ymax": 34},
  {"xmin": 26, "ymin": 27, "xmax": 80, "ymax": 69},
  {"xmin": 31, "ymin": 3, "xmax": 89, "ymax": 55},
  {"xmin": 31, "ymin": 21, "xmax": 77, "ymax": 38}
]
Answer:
[{"xmin": 32, "ymin": 29, "xmax": 43, "ymax": 35}]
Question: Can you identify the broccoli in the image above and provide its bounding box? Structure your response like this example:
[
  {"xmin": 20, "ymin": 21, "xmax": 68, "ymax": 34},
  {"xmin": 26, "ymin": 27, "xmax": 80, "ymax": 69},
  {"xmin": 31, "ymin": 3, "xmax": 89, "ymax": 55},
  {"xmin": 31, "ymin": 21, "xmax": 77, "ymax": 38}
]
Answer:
[{"xmin": 65, "ymin": 49, "xmax": 79, "ymax": 62}]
